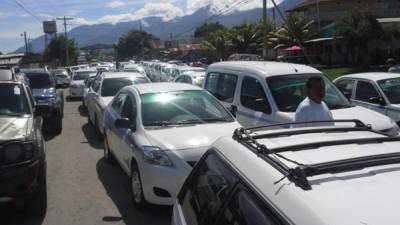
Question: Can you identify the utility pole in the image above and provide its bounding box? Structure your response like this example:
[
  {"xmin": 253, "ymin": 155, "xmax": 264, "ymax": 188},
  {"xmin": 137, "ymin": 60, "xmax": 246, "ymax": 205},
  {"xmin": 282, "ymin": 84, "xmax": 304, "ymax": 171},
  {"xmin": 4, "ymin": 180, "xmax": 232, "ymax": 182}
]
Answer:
[
  {"xmin": 21, "ymin": 32, "xmax": 28, "ymax": 54},
  {"xmin": 262, "ymin": 0, "xmax": 268, "ymax": 60},
  {"xmin": 57, "ymin": 16, "xmax": 74, "ymax": 66}
]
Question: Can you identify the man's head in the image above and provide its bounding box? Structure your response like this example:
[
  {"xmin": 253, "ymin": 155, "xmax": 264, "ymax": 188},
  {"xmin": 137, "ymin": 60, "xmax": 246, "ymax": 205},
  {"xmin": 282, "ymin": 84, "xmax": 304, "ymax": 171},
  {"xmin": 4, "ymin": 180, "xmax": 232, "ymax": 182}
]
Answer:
[
  {"xmin": 387, "ymin": 58, "xmax": 396, "ymax": 67},
  {"xmin": 306, "ymin": 76, "xmax": 325, "ymax": 104}
]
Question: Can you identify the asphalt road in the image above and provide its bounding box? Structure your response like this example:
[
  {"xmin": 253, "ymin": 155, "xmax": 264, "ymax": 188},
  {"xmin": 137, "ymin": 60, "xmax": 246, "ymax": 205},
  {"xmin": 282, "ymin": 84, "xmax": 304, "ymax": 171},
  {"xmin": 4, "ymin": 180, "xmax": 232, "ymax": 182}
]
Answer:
[{"xmin": 0, "ymin": 93, "xmax": 171, "ymax": 225}]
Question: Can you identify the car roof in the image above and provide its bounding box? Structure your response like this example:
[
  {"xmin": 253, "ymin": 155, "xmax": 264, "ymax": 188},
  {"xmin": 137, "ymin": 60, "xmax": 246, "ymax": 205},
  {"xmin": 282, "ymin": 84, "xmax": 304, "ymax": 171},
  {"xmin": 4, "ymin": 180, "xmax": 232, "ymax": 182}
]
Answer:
[
  {"xmin": 213, "ymin": 127, "xmax": 400, "ymax": 224},
  {"xmin": 74, "ymin": 69, "xmax": 97, "ymax": 73},
  {"xmin": 127, "ymin": 82, "xmax": 202, "ymax": 94},
  {"xmin": 101, "ymin": 72, "xmax": 145, "ymax": 79},
  {"xmin": 20, "ymin": 68, "xmax": 48, "ymax": 74},
  {"xmin": 208, "ymin": 61, "xmax": 321, "ymax": 77},
  {"xmin": 338, "ymin": 72, "xmax": 400, "ymax": 82}
]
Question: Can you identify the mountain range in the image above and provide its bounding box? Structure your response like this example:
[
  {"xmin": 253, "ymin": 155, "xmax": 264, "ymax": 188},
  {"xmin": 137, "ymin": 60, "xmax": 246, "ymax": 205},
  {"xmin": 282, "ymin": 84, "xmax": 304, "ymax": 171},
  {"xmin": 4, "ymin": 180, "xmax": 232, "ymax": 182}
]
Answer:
[{"xmin": 17, "ymin": 0, "xmax": 302, "ymax": 53}]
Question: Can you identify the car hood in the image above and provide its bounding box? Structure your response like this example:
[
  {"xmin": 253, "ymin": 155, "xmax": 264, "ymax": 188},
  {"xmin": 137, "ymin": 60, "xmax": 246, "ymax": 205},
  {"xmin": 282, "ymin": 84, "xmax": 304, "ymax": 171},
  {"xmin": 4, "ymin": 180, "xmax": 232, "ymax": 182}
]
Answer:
[
  {"xmin": 144, "ymin": 122, "xmax": 240, "ymax": 151},
  {"xmin": 0, "ymin": 117, "xmax": 32, "ymax": 142},
  {"xmin": 32, "ymin": 88, "xmax": 56, "ymax": 98},
  {"xmin": 331, "ymin": 106, "xmax": 394, "ymax": 130}
]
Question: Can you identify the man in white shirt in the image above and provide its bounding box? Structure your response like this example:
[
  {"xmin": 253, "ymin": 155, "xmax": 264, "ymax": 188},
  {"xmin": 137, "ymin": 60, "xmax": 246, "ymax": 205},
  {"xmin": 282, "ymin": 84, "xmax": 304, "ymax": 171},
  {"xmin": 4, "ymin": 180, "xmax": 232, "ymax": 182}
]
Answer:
[
  {"xmin": 294, "ymin": 76, "xmax": 333, "ymax": 127},
  {"xmin": 387, "ymin": 58, "xmax": 400, "ymax": 73}
]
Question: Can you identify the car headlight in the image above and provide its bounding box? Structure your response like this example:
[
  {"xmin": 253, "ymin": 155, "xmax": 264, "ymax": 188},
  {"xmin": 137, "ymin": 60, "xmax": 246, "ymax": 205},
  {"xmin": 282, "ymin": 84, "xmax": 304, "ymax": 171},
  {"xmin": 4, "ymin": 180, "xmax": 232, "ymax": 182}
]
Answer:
[
  {"xmin": 141, "ymin": 146, "xmax": 173, "ymax": 167},
  {"xmin": 3, "ymin": 142, "xmax": 35, "ymax": 164}
]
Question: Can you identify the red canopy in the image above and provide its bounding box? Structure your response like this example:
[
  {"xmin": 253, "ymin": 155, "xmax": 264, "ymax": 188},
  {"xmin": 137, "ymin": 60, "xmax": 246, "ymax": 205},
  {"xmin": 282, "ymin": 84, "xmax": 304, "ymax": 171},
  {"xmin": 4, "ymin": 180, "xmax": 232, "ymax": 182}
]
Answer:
[{"xmin": 283, "ymin": 45, "xmax": 302, "ymax": 52}]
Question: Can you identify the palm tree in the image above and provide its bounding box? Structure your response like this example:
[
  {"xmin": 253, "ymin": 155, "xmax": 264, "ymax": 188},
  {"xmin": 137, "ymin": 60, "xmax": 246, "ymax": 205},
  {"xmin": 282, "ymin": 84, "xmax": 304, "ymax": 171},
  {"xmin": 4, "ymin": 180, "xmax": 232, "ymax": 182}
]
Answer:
[
  {"xmin": 201, "ymin": 29, "xmax": 232, "ymax": 61},
  {"xmin": 269, "ymin": 13, "xmax": 317, "ymax": 49},
  {"xmin": 229, "ymin": 21, "xmax": 262, "ymax": 54}
]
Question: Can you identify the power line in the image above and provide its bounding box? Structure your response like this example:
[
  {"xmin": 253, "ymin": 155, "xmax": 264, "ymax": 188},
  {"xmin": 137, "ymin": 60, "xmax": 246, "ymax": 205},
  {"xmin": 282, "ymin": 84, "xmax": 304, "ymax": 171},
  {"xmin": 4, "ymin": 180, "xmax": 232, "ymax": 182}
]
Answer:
[
  {"xmin": 57, "ymin": 16, "xmax": 74, "ymax": 66},
  {"xmin": 12, "ymin": 0, "xmax": 42, "ymax": 22}
]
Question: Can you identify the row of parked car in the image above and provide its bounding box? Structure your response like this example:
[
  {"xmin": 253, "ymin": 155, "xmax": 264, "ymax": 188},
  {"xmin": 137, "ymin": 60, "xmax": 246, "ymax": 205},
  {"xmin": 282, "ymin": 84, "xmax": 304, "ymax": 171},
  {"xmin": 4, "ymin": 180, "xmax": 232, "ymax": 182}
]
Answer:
[{"xmin": 74, "ymin": 60, "xmax": 400, "ymax": 224}]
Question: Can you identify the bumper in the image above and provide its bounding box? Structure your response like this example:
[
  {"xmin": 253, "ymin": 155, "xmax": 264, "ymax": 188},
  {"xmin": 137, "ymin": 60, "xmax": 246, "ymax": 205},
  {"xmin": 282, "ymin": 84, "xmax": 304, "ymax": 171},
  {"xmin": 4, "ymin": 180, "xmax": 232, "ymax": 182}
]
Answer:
[
  {"xmin": 69, "ymin": 87, "xmax": 84, "ymax": 97},
  {"xmin": 140, "ymin": 160, "xmax": 191, "ymax": 205},
  {"xmin": 0, "ymin": 159, "xmax": 45, "ymax": 202}
]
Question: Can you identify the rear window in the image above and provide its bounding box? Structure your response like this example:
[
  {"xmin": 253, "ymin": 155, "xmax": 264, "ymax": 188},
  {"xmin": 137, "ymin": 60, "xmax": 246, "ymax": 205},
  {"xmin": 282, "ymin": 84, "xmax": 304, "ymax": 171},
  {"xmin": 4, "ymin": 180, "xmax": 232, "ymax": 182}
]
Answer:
[
  {"xmin": 101, "ymin": 77, "xmax": 148, "ymax": 97},
  {"xmin": 25, "ymin": 73, "xmax": 55, "ymax": 89},
  {"xmin": 73, "ymin": 72, "xmax": 96, "ymax": 80},
  {"xmin": 0, "ymin": 69, "xmax": 13, "ymax": 80}
]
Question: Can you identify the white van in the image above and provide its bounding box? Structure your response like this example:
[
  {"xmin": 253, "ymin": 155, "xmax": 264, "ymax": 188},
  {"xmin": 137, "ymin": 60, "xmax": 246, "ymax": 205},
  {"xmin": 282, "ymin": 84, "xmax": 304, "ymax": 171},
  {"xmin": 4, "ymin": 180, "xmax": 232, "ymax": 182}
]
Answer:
[
  {"xmin": 204, "ymin": 61, "xmax": 398, "ymax": 135},
  {"xmin": 173, "ymin": 121, "xmax": 400, "ymax": 225}
]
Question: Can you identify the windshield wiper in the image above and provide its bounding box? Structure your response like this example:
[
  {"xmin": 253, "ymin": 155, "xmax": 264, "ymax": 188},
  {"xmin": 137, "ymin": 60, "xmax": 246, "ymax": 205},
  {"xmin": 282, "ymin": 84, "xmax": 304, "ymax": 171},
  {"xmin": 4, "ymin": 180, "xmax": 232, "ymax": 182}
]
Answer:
[
  {"xmin": 329, "ymin": 104, "xmax": 351, "ymax": 109},
  {"xmin": 0, "ymin": 113, "xmax": 26, "ymax": 117},
  {"xmin": 145, "ymin": 119, "xmax": 203, "ymax": 127},
  {"xmin": 202, "ymin": 118, "xmax": 231, "ymax": 123}
]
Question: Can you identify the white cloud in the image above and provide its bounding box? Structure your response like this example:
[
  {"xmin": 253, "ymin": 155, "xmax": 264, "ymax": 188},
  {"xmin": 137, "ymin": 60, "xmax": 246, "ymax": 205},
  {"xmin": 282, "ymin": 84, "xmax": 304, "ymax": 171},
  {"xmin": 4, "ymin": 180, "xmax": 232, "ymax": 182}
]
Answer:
[
  {"xmin": 107, "ymin": 1, "xmax": 126, "ymax": 8},
  {"xmin": 76, "ymin": 2, "xmax": 184, "ymax": 25},
  {"xmin": 186, "ymin": 0, "xmax": 281, "ymax": 15}
]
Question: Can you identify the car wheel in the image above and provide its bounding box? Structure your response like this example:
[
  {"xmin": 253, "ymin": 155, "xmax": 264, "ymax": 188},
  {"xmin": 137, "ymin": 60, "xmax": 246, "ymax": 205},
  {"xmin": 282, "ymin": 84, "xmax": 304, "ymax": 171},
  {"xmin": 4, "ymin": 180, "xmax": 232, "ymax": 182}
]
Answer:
[
  {"xmin": 26, "ymin": 165, "xmax": 47, "ymax": 216},
  {"xmin": 130, "ymin": 163, "xmax": 149, "ymax": 210},
  {"xmin": 103, "ymin": 133, "xmax": 115, "ymax": 164},
  {"xmin": 53, "ymin": 118, "xmax": 62, "ymax": 134}
]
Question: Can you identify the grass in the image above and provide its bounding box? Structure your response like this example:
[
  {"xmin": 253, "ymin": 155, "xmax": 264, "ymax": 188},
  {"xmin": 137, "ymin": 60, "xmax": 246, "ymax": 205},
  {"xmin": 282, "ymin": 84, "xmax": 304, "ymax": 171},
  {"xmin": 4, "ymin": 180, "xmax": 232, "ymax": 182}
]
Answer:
[{"xmin": 320, "ymin": 66, "xmax": 387, "ymax": 81}]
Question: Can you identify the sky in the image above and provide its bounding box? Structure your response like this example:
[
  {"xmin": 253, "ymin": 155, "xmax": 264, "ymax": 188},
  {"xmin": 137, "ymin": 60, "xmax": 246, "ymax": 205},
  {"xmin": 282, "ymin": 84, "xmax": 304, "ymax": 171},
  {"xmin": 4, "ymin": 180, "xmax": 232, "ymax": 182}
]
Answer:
[{"xmin": 0, "ymin": 0, "xmax": 279, "ymax": 53}]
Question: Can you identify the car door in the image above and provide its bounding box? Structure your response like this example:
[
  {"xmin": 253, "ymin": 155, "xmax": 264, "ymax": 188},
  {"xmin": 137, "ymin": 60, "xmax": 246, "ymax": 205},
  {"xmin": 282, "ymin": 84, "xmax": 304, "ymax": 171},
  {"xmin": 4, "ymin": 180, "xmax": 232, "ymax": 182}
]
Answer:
[
  {"xmin": 116, "ymin": 93, "xmax": 138, "ymax": 173},
  {"xmin": 106, "ymin": 92, "xmax": 127, "ymax": 163},
  {"xmin": 236, "ymin": 76, "xmax": 273, "ymax": 127},
  {"xmin": 353, "ymin": 80, "xmax": 387, "ymax": 115},
  {"xmin": 87, "ymin": 79, "xmax": 101, "ymax": 122},
  {"xmin": 204, "ymin": 72, "xmax": 238, "ymax": 116}
]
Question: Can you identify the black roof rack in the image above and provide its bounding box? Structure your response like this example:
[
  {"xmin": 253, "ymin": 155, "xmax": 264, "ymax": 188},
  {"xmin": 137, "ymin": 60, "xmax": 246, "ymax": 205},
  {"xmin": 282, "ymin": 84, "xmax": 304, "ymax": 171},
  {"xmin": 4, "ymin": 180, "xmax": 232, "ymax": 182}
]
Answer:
[{"xmin": 232, "ymin": 120, "xmax": 400, "ymax": 190}]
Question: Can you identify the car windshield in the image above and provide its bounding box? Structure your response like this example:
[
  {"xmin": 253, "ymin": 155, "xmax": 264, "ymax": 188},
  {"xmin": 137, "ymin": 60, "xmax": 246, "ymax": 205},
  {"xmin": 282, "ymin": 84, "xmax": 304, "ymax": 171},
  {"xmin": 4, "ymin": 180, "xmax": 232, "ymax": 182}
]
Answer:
[
  {"xmin": 25, "ymin": 73, "xmax": 55, "ymax": 89},
  {"xmin": 141, "ymin": 90, "xmax": 233, "ymax": 127},
  {"xmin": 0, "ymin": 83, "xmax": 30, "ymax": 116},
  {"xmin": 378, "ymin": 78, "xmax": 400, "ymax": 104},
  {"xmin": 101, "ymin": 77, "xmax": 148, "ymax": 97},
  {"xmin": 267, "ymin": 74, "xmax": 352, "ymax": 112},
  {"xmin": 73, "ymin": 72, "xmax": 95, "ymax": 80}
]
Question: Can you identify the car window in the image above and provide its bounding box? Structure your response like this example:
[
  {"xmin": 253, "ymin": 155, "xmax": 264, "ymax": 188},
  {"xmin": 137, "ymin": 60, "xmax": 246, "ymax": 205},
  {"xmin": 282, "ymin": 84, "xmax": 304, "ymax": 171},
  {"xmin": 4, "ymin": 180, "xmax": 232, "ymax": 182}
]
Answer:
[
  {"xmin": 140, "ymin": 90, "xmax": 234, "ymax": 127},
  {"xmin": 100, "ymin": 78, "xmax": 147, "ymax": 97},
  {"xmin": 216, "ymin": 188, "xmax": 281, "ymax": 225},
  {"xmin": 180, "ymin": 152, "xmax": 239, "ymax": 225},
  {"xmin": 25, "ymin": 73, "xmax": 55, "ymax": 89},
  {"xmin": 355, "ymin": 81, "xmax": 380, "ymax": 102},
  {"xmin": 111, "ymin": 92, "xmax": 127, "ymax": 115},
  {"xmin": 205, "ymin": 72, "xmax": 237, "ymax": 103},
  {"xmin": 0, "ymin": 83, "xmax": 30, "ymax": 115},
  {"xmin": 335, "ymin": 79, "xmax": 355, "ymax": 97},
  {"xmin": 176, "ymin": 76, "xmax": 184, "ymax": 83},
  {"xmin": 92, "ymin": 80, "xmax": 101, "ymax": 92},
  {"xmin": 240, "ymin": 77, "xmax": 271, "ymax": 114},
  {"xmin": 120, "ymin": 96, "xmax": 136, "ymax": 121},
  {"xmin": 378, "ymin": 78, "xmax": 400, "ymax": 104}
]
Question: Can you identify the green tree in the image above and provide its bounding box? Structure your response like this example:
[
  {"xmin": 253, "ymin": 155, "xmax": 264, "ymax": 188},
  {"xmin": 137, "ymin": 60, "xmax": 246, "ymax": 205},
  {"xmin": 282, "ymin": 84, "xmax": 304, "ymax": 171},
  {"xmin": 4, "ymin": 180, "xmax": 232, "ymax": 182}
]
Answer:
[
  {"xmin": 115, "ymin": 30, "xmax": 158, "ymax": 60},
  {"xmin": 335, "ymin": 10, "xmax": 383, "ymax": 65},
  {"xmin": 43, "ymin": 36, "xmax": 78, "ymax": 66},
  {"xmin": 194, "ymin": 22, "xmax": 225, "ymax": 39},
  {"xmin": 228, "ymin": 21, "xmax": 262, "ymax": 54},
  {"xmin": 201, "ymin": 29, "xmax": 232, "ymax": 61},
  {"xmin": 269, "ymin": 13, "xmax": 316, "ymax": 49}
]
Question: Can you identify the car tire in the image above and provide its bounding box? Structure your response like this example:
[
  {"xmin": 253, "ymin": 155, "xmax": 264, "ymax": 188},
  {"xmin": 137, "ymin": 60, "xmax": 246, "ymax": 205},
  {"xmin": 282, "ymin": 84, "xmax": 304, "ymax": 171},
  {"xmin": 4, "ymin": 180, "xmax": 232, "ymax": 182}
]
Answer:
[
  {"xmin": 53, "ymin": 118, "xmax": 62, "ymax": 134},
  {"xmin": 26, "ymin": 165, "xmax": 47, "ymax": 216},
  {"xmin": 130, "ymin": 162, "xmax": 150, "ymax": 210},
  {"xmin": 103, "ymin": 133, "xmax": 116, "ymax": 164}
]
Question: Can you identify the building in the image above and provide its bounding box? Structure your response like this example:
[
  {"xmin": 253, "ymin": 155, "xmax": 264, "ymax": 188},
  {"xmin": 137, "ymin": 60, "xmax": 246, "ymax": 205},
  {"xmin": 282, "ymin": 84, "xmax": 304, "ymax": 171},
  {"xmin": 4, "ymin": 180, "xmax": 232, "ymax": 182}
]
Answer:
[{"xmin": 287, "ymin": 0, "xmax": 400, "ymax": 29}]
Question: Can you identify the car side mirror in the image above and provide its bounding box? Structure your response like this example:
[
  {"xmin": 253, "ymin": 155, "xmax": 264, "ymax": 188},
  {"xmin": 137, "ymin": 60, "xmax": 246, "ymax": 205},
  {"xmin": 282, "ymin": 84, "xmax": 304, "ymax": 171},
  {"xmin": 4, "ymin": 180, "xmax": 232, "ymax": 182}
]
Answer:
[
  {"xmin": 368, "ymin": 97, "xmax": 386, "ymax": 106},
  {"xmin": 115, "ymin": 118, "xmax": 135, "ymax": 131},
  {"xmin": 254, "ymin": 98, "xmax": 270, "ymax": 113}
]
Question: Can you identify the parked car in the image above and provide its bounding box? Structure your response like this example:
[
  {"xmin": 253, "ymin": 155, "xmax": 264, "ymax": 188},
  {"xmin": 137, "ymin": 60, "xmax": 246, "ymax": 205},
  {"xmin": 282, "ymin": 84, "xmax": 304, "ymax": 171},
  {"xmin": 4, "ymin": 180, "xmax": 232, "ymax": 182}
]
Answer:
[
  {"xmin": 69, "ymin": 69, "xmax": 97, "ymax": 98},
  {"xmin": 174, "ymin": 70, "xmax": 206, "ymax": 87},
  {"xmin": 170, "ymin": 66, "xmax": 206, "ymax": 81},
  {"xmin": 22, "ymin": 69, "xmax": 64, "ymax": 133},
  {"xmin": 334, "ymin": 72, "xmax": 400, "ymax": 125},
  {"xmin": 204, "ymin": 61, "xmax": 399, "ymax": 136},
  {"xmin": 173, "ymin": 120, "xmax": 400, "ymax": 225},
  {"xmin": 86, "ymin": 72, "xmax": 150, "ymax": 138},
  {"xmin": 0, "ymin": 74, "xmax": 47, "ymax": 215},
  {"xmin": 82, "ymin": 75, "xmax": 98, "ymax": 109},
  {"xmin": 122, "ymin": 64, "xmax": 147, "ymax": 76},
  {"xmin": 103, "ymin": 83, "xmax": 240, "ymax": 207},
  {"xmin": 51, "ymin": 68, "xmax": 70, "ymax": 87}
]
